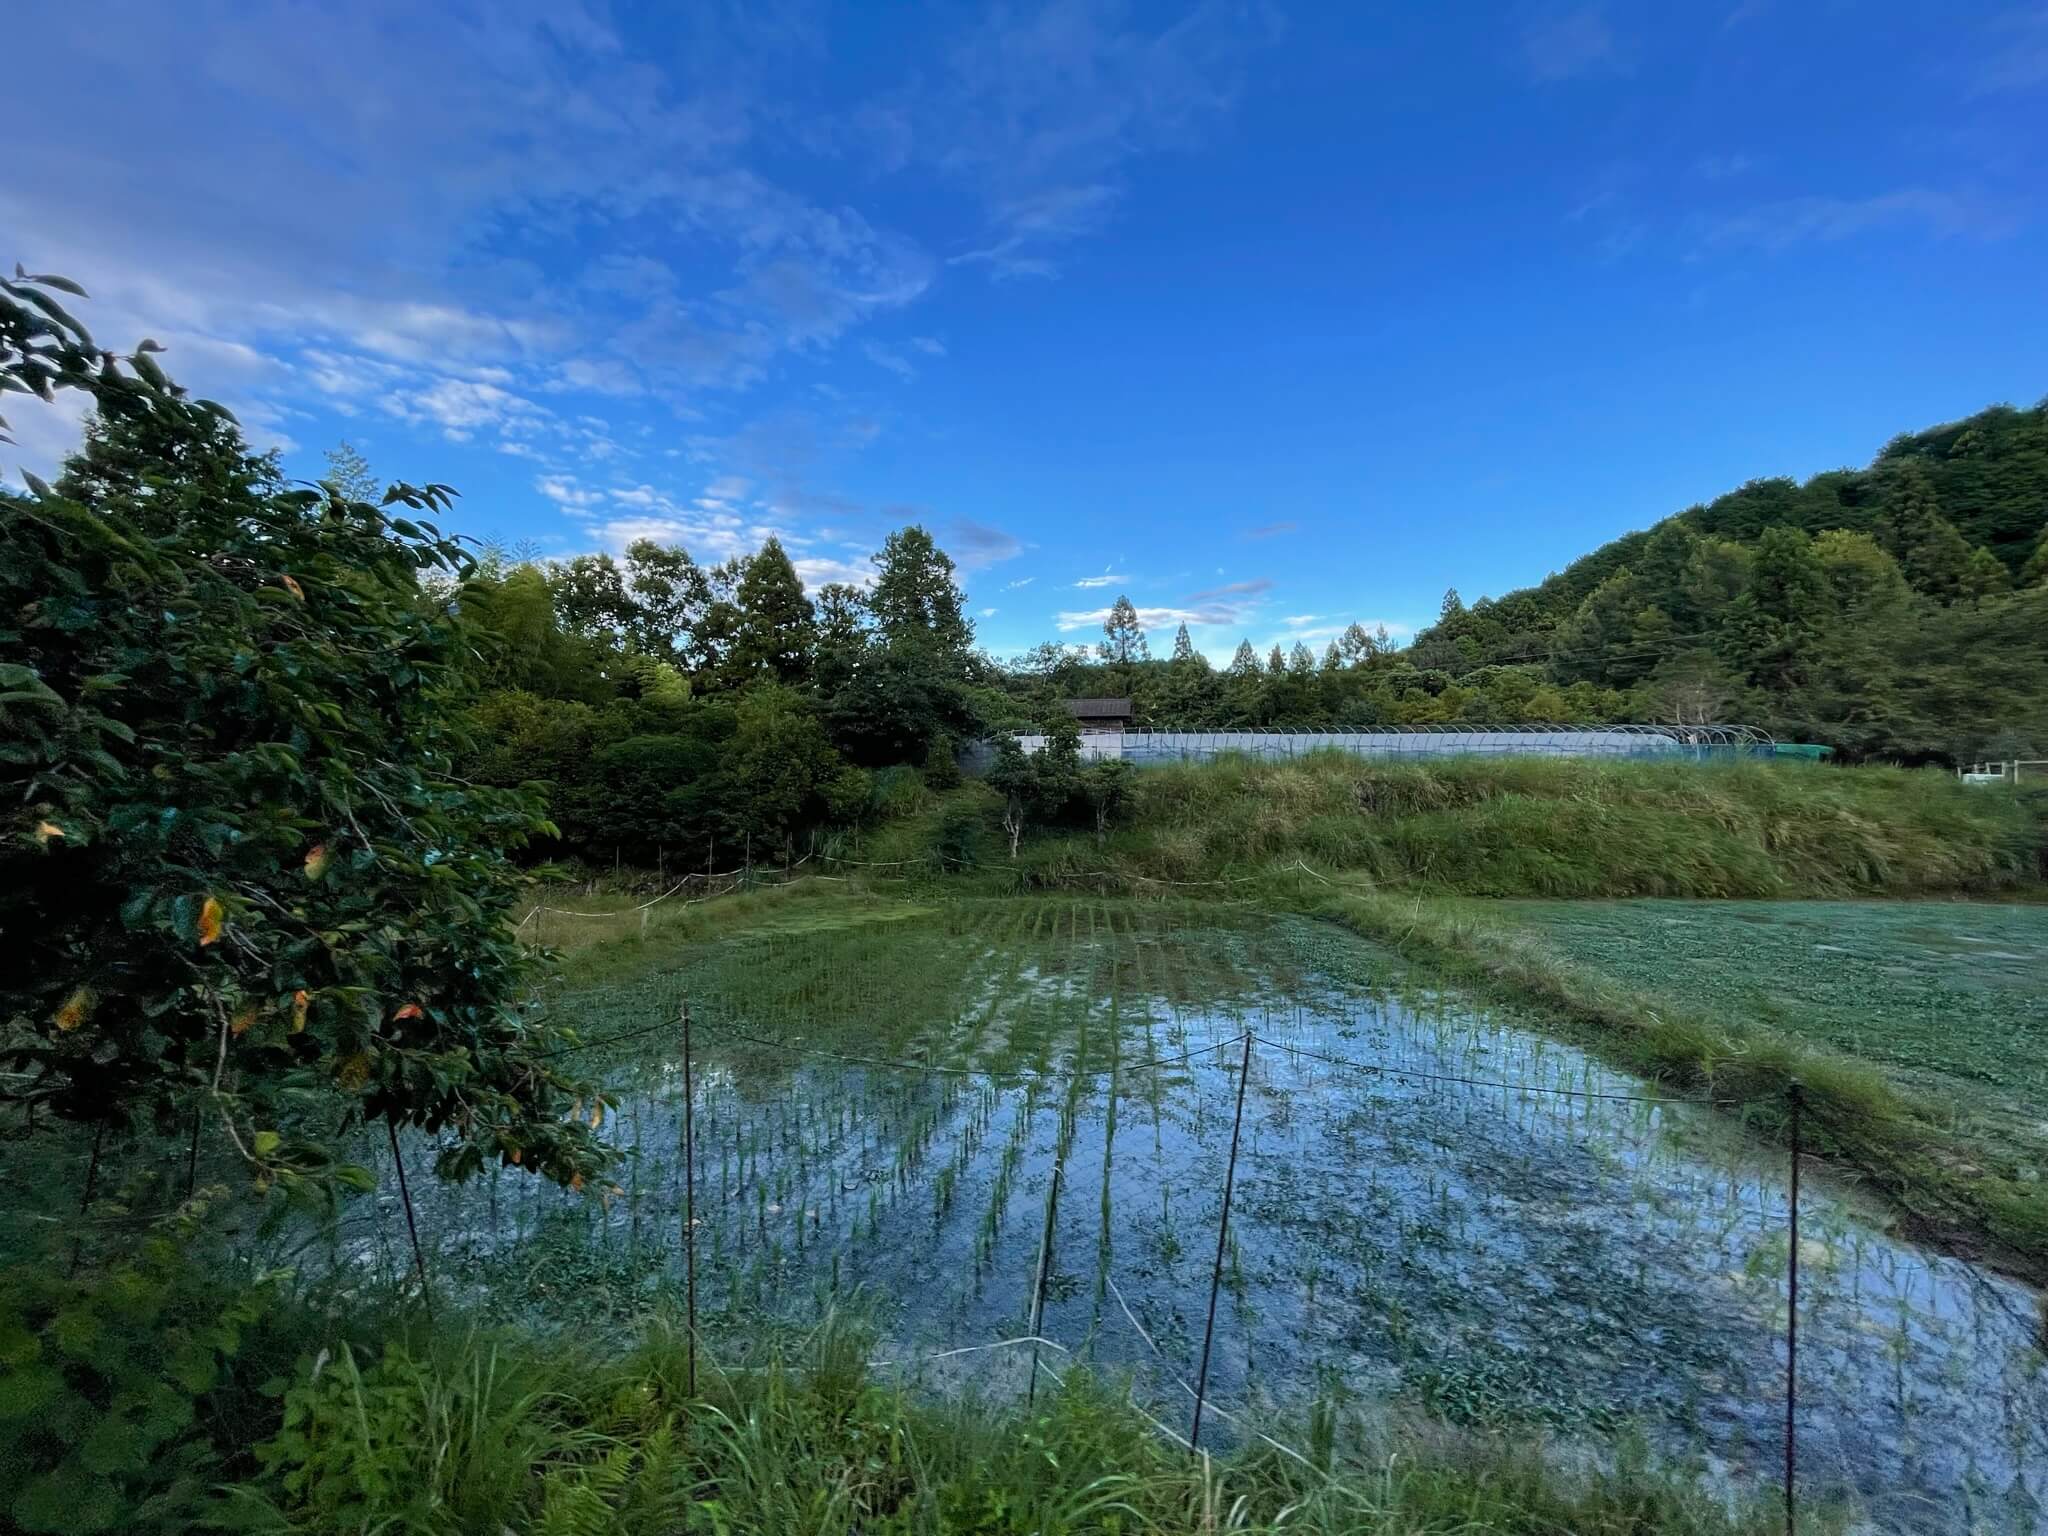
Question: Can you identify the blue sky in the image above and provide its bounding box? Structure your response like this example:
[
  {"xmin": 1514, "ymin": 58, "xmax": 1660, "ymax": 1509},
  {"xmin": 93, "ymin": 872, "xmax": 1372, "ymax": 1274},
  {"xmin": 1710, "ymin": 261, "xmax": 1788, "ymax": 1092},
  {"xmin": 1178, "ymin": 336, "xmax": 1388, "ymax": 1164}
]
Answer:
[{"xmin": 7, "ymin": 1, "xmax": 2046, "ymax": 662}]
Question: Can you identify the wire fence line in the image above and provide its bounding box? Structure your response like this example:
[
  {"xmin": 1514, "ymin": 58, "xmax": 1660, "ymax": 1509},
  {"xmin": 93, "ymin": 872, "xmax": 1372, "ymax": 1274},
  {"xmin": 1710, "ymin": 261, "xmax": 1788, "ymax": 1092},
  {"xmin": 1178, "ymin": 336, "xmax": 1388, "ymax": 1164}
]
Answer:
[
  {"xmin": 1800, "ymin": 1094, "xmax": 2045, "ymax": 1339},
  {"xmin": 595, "ymin": 1008, "xmax": 1763, "ymax": 1111},
  {"xmin": 318, "ymin": 963, "xmax": 2048, "ymax": 1536},
  {"xmin": 1248, "ymin": 1033, "xmax": 1765, "ymax": 1108},
  {"xmin": 724, "ymin": 1028, "xmax": 1249, "ymax": 1085},
  {"xmin": 647, "ymin": 1014, "xmax": 1817, "ymax": 1526}
]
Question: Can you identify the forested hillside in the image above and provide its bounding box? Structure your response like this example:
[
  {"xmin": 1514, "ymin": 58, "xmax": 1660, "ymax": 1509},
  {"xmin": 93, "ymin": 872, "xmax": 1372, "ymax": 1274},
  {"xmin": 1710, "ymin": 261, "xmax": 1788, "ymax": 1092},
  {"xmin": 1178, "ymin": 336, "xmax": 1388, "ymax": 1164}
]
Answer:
[
  {"xmin": 1403, "ymin": 402, "xmax": 2048, "ymax": 761},
  {"xmin": 352, "ymin": 399, "xmax": 2048, "ymax": 871}
]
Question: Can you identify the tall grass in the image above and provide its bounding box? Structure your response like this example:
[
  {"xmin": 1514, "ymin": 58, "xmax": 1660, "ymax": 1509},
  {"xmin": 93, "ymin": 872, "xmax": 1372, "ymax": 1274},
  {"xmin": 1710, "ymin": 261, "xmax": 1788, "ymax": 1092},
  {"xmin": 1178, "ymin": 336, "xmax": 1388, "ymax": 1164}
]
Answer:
[
  {"xmin": 1118, "ymin": 754, "xmax": 2042, "ymax": 897},
  {"xmin": 229, "ymin": 1308, "xmax": 1810, "ymax": 1535},
  {"xmin": 880, "ymin": 756, "xmax": 2042, "ymax": 900}
]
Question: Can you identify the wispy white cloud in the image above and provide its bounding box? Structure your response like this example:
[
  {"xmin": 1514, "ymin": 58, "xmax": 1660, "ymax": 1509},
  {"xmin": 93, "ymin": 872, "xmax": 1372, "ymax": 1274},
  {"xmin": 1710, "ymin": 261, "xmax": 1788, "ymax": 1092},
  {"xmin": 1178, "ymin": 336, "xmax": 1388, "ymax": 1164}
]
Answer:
[
  {"xmin": 1, "ymin": 1, "xmax": 941, "ymax": 479},
  {"xmin": 1243, "ymin": 520, "xmax": 1296, "ymax": 539},
  {"xmin": 387, "ymin": 378, "xmax": 550, "ymax": 442},
  {"xmin": 1004, "ymin": 575, "xmax": 1037, "ymax": 590},
  {"xmin": 952, "ymin": 184, "xmax": 1121, "ymax": 279},
  {"xmin": 1973, "ymin": 6, "xmax": 2048, "ymax": 94},
  {"xmin": 792, "ymin": 554, "xmax": 878, "ymax": 589},
  {"xmin": 1522, "ymin": 6, "xmax": 1626, "ymax": 82},
  {"xmin": 1185, "ymin": 577, "xmax": 1272, "ymax": 603},
  {"xmin": 863, "ymin": 341, "xmax": 918, "ymax": 380},
  {"xmin": 1053, "ymin": 576, "xmax": 1274, "ymax": 635},
  {"xmin": 1693, "ymin": 152, "xmax": 1754, "ymax": 181},
  {"xmin": 549, "ymin": 357, "xmax": 644, "ymax": 397},
  {"xmin": 1071, "ymin": 568, "xmax": 1127, "ymax": 589},
  {"xmin": 1055, "ymin": 604, "xmax": 1208, "ymax": 633},
  {"xmin": 917, "ymin": 0, "xmax": 1273, "ymax": 279},
  {"xmin": 1701, "ymin": 188, "xmax": 2011, "ymax": 250},
  {"xmin": 537, "ymin": 473, "xmax": 604, "ymax": 511}
]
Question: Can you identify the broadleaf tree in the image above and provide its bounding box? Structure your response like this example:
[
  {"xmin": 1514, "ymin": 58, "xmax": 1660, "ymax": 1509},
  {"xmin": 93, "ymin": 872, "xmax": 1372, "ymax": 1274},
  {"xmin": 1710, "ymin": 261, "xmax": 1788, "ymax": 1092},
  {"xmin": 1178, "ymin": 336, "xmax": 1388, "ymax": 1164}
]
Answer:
[{"xmin": 0, "ymin": 270, "xmax": 611, "ymax": 1193}]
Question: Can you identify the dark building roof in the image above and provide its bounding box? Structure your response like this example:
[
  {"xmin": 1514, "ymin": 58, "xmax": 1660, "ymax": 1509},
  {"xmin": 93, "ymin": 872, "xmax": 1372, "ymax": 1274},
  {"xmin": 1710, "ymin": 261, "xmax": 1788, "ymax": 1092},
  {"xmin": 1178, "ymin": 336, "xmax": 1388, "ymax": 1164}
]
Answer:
[{"xmin": 1062, "ymin": 697, "xmax": 1133, "ymax": 722}]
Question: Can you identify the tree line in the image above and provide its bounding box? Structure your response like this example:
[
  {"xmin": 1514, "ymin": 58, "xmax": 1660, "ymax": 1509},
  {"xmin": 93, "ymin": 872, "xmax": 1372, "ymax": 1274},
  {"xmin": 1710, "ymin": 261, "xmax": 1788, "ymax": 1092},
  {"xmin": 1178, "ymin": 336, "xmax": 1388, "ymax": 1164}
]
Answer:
[{"xmin": 442, "ymin": 400, "xmax": 2048, "ymax": 872}]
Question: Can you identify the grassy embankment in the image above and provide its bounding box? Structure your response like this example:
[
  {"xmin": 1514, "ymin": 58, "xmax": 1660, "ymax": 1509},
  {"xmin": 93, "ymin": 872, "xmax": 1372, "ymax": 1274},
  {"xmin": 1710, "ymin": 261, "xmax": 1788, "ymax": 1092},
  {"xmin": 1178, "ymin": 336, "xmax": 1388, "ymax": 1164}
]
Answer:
[{"xmin": 844, "ymin": 755, "xmax": 2048, "ymax": 1275}]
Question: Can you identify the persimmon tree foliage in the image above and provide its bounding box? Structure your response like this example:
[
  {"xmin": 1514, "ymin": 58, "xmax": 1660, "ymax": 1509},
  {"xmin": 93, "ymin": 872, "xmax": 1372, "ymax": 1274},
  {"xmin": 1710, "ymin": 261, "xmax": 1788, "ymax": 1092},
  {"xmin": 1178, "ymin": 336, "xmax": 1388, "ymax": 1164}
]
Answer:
[{"xmin": 0, "ymin": 269, "xmax": 609, "ymax": 1190}]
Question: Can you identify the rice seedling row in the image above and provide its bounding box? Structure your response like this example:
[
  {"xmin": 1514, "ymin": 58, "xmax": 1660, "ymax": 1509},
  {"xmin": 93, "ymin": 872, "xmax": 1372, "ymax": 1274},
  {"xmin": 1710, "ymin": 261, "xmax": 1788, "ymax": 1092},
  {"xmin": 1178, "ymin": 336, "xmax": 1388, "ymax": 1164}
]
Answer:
[{"xmin": 347, "ymin": 897, "xmax": 2047, "ymax": 1533}]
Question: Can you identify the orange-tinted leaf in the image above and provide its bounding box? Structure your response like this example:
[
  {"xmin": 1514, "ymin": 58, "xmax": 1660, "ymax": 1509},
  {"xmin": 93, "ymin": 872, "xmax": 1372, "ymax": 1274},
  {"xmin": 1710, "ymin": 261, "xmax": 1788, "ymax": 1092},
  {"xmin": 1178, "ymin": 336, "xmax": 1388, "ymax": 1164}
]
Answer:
[
  {"xmin": 508, "ymin": 1146, "xmax": 524, "ymax": 1165},
  {"xmin": 34, "ymin": 820, "xmax": 64, "ymax": 846},
  {"xmin": 230, "ymin": 1004, "xmax": 259, "ymax": 1036},
  {"xmin": 54, "ymin": 987, "xmax": 94, "ymax": 1032},
  {"xmin": 197, "ymin": 896, "xmax": 226, "ymax": 947},
  {"xmin": 589, "ymin": 1100, "xmax": 604, "ymax": 1130},
  {"xmin": 280, "ymin": 574, "xmax": 305, "ymax": 600},
  {"xmin": 393, "ymin": 1003, "xmax": 424, "ymax": 1021},
  {"xmin": 291, "ymin": 989, "xmax": 310, "ymax": 1033},
  {"xmin": 569, "ymin": 1172, "xmax": 585, "ymax": 1193},
  {"xmin": 304, "ymin": 843, "xmax": 329, "ymax": 880}
]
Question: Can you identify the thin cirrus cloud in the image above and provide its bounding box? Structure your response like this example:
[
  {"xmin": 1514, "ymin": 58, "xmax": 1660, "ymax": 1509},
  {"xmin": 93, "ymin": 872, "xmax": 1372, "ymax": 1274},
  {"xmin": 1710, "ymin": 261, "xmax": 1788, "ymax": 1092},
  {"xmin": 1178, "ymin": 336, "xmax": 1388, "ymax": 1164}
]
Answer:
[
  {"xmin": 1049, "ymin": 575, "xmax": 1277, "ymax": 633},
  {"xmin": 922, "ymin": 2, "xmax": 1274, "ymax": 280},
  {"xmin": 1184, "ymin": 577, "xmax": 1273, "ymax": 603},
  {"xmin": 1974, "ymin": 6, "xmax": 2048, "ymax": 95},
  {"xmin": 1699, "ymin": 188, "xmax": 2013, "ymax": 251},
  {"xmin": 1055, "ymin": 604, "xmax": 1202, "ymax": 633},
  {"xmin": 1522, "ymin": 5, "xmax": 1627, "ymax": 82}
]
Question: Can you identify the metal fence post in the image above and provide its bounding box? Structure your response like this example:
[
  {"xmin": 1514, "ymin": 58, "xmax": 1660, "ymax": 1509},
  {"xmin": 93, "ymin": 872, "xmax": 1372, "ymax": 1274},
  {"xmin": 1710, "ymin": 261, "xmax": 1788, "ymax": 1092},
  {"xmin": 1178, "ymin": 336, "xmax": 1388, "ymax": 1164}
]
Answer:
[
  {"xmin": 682, "ymin": 998, "xmax": 698, "ymax": 1398},
  {"xmin": 1784, "ymin": 1080, "xmax": 1803, "ymax": 1536},
  {"xmin": 1192, "ymin": 1032, "xmax": 1253, "ymax": 1450},
  {"xmin": 387, "ymin": 1121, "xmax": 432, "ymax": 1321},
  {"xmin": 1026, "ymin": 1106, "xmax": 1068, "ymax": 1406}
]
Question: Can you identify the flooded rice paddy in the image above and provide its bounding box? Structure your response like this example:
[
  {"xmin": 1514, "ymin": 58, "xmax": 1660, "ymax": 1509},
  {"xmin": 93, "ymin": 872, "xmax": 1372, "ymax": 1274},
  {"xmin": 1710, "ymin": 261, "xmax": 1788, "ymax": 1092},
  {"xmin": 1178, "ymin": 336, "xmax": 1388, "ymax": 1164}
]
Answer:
[{"xmin": 340, "ymin": 900, "xmax": 2047, "ymax": 1533}]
